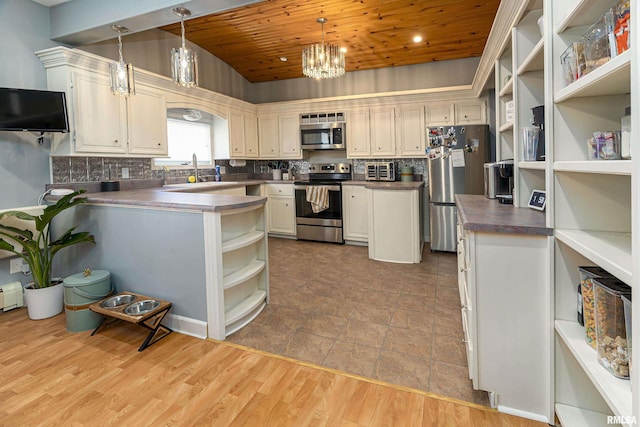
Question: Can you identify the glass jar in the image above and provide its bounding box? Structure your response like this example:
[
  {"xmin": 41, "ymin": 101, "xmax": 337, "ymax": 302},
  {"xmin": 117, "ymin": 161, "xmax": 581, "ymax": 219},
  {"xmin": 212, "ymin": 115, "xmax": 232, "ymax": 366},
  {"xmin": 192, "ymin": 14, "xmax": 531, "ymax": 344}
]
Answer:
[{"xmin": 621, "ymin": 106, "xmax": 631, "ymax": 159}]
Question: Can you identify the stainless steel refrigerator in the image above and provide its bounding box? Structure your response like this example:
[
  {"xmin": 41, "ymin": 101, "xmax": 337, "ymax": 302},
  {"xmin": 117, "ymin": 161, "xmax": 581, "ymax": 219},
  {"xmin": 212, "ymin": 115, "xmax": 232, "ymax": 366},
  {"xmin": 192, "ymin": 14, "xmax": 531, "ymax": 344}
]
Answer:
[{"xmin": 428, "ymin": 125, "xmax": 489, "ymax": 252}]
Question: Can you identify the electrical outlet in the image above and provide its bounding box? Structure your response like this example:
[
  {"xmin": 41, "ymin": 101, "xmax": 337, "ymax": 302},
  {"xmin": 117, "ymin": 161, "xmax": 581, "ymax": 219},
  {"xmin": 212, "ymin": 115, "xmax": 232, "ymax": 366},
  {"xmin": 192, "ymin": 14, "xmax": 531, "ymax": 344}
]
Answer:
[
  {"xmin": 9, "ymin": 258, "xmax": 23, "ymax": 274},
  {"xmin": 121, "ymin": 167, "xmax": 129, "ymax": 179}
]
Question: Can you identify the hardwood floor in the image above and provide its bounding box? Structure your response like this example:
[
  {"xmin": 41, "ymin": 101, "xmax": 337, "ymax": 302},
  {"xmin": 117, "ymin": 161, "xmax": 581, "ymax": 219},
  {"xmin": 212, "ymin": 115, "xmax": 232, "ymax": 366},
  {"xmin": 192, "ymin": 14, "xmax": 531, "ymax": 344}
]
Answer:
[{"xmin": 0, "ymin": 308, "xmax": 547, "ymax": 426}]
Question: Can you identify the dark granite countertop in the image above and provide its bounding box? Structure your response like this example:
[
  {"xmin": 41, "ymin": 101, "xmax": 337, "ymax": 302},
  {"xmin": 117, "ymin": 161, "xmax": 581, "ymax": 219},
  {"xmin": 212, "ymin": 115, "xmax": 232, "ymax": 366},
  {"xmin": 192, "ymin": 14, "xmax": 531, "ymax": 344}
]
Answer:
[{"xmin": 455, "ymin": 194, "xmax": 552, "ymax": 236}]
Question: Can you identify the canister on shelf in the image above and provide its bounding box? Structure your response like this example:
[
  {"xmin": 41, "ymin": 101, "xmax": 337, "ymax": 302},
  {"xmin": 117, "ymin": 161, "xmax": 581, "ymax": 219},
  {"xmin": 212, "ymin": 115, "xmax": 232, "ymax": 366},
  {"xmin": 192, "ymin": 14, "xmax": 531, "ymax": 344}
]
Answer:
[
  {"xmin": 593, "ymin": 277, "xmax": 631, "ymax": 378},
  {"xmin": 579, "ymin": 266, "xmax": 613, "ymax": 349}
]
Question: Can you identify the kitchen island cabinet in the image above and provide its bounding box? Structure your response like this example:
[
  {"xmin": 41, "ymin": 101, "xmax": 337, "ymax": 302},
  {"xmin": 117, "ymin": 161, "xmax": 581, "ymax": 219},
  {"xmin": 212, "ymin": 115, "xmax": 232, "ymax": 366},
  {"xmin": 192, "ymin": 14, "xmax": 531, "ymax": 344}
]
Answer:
[
  {"xmin": 366, "ymin": 182, "xmax": 423, "ymax": 263},
  {"xmin": 51, "ymin": 188, "xmax": 268, "ymax": 341},
  {"xmin": 456, "ymin": 194, "xmax": 552, "ymax": 423}
]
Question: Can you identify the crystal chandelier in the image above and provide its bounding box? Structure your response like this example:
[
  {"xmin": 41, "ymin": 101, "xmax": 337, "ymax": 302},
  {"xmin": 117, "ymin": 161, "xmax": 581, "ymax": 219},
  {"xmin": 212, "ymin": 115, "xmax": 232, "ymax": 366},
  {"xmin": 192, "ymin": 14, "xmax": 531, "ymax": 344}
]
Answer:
[
  {"xmin": 302, "ymin": 18, "xmax": 345, "ymax": 79},
  {"xmin": 171, "ymin": 7, "xmax": 198, "ymax": 87},
  {"xmin": 109, "ymin": 25, "xmax": 135, "ymax": 96}
]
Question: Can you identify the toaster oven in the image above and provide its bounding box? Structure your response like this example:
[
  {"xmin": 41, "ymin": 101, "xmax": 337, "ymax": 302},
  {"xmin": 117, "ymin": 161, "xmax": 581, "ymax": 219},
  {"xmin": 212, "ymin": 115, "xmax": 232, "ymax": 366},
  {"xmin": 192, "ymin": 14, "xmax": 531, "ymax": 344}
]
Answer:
[{"xmin": 365, "ymin": 161, "xmax": 396, "ymax": 181}]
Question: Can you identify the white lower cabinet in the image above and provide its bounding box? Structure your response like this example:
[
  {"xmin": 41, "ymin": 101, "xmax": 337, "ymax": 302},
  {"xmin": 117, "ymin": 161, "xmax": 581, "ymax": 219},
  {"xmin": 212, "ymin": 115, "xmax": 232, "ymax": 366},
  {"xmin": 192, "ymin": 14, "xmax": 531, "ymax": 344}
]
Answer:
[
  {"xmin": 456, "ymin": 219, "xmax": 551, "ymax": 423},
  {"xmin": 342, "ymin": 185, "xmax": 368, "ymax": 243},
  {"xmin": 266, "ymin": 183, "xmax": 296, "ymax": 235}
]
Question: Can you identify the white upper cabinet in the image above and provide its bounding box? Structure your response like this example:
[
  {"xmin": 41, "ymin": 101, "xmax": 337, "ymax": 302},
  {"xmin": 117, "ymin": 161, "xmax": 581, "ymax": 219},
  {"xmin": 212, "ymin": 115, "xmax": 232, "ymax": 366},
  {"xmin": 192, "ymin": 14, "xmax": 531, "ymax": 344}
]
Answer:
[
  {"xmin": 38, "ymin": 48, "xmax": 168, "ymax": 157},
  {"xmin": 370, "ymin": 106, "xmax": 396, "ymax": 157},
  {"xmin": 228, "ymin": 108, "xmax": 246, "ymax": 158},
  {"xmin": 279, "ymin": 114, "xmax": 301, "ymax": 158},
  {"xmin": 346, "ymin": 108, "xmax": 371, "ymax": 158},
  {"xmin": 227, "ymin": 108, "xmax": 258, "ymax": 159},
  {"xmin": 455, "ymin": 101, "xmax": 486, "ymax": 125},
  {"xmin": 257, "ymin": 113, "xmax": 301, "ymax": 159},
  {"xmin": 346, "ymin": 106, "xmax": 395, "ymax": 158},
  {"xmin": 258, "ymin": 115, "xmax": 279, "ymax": 158},
  {"xmin": 244, "ymin": 113, "xmax": 259, "ymax": 158},
  {"xmin": 427, "ymin": 100, "xmax": 486, "ymax": 127},
  {"xmin": 127, "ymin": 84, "xmax": 168, "ymax": 156},
  {"xmin": 396, "ymin": 104, "xmax": 426, "ymax": 157},
  {"xmin": 71, "ymin": 72, "xmax": 127, "ymax": 154},
  {"xmin": 426, "ymin": 103, "xmax": 455, "ymax": 126}
]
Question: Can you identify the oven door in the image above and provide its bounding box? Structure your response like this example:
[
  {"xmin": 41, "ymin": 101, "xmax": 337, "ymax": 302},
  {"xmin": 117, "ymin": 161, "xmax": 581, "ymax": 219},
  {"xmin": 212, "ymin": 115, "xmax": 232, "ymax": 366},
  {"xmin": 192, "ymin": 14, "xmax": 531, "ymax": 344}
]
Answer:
[{"xmin": 294, "ymin": 184, "xmax": 343, "ymax": 243}]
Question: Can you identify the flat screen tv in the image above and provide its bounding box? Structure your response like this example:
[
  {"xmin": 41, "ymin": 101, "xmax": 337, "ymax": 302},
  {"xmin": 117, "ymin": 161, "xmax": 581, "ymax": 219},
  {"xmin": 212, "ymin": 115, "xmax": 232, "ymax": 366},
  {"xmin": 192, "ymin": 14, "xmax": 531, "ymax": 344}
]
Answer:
[{"xmin": 0, "ymin": 88, "xmax": 69, "ymax": 133}]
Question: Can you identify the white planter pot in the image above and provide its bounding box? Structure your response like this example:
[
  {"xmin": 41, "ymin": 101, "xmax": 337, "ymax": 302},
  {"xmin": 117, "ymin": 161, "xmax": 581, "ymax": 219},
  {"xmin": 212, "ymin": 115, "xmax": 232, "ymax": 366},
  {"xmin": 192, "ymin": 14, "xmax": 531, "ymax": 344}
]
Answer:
[{"xmin": 24, "ymin": 282, "xmax": 64, "ymax": 320}]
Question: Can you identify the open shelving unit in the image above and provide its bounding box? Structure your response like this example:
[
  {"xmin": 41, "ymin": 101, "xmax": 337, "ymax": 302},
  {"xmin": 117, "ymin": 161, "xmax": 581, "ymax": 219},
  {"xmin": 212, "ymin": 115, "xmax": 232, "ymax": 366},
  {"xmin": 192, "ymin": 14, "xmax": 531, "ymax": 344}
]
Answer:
[
  {"xmin": 548, "ymin": 0, "xmax": 636, "ymax": 424},
  {"xmin": 205, "ymin": 204, "xmax": 269, "ymax": 340},
  {"xmin": 495, "ymin": 4, "xmax": 546, "ymax": 208}
]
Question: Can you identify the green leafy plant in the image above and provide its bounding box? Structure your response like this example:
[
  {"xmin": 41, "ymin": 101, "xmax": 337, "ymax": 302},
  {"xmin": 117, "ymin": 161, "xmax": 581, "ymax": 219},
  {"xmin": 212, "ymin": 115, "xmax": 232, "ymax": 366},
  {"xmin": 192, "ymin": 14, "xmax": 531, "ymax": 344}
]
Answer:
[{"xmin": 0, "ymin": 190, "xmax": 95, "ymax": 289}]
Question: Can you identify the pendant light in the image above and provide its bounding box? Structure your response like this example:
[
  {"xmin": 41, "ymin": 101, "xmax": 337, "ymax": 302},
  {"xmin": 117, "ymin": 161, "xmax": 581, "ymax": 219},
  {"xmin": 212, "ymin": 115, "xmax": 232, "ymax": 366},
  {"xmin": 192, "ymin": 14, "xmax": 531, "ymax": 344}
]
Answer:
[
  {"xmin": 302, "ymin": 17, "xmax": 346, "ymax": 79},
  {"xmin": 171, "ymin": 7, "xmax": 198, "ymax": 87},
  {"xmin": 109, "ymin": 25, "xmax": 135, "ymax": 96}
]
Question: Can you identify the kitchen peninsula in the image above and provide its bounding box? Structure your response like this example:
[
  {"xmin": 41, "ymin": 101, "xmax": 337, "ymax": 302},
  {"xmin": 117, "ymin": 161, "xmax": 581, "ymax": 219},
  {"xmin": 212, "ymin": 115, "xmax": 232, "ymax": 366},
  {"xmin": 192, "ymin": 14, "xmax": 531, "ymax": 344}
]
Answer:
[
  {"xmin": 51, "ymin": 185, "xmax": 268, "ymax": 341},
  {"xmin": 455, "ymin": 194, "xmax": 552, "ymax": 421}
]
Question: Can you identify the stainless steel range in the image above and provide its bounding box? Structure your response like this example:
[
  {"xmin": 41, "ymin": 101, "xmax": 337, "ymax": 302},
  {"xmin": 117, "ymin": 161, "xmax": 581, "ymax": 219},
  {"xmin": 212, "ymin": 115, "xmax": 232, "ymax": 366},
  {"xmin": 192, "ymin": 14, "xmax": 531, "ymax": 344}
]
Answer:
[{"xmin": 294, "ymin": 163, "xmax": 351, "ymax": 244}]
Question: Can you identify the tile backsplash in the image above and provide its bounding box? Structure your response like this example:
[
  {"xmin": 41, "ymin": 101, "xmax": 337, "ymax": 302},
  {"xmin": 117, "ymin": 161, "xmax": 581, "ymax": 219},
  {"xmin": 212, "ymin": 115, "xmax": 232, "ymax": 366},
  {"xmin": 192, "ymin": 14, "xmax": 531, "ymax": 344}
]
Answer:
[{"xmin": 51, "ymin": 156, "xmax": 428, "ymax": 184}]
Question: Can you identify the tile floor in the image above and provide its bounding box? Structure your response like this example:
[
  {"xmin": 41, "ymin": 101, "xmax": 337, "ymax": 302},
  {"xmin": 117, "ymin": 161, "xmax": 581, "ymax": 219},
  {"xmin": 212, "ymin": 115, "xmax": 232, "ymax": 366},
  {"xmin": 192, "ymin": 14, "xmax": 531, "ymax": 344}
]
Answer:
[{"xmin": 226, "ymin": 237, "xmax": 489, "ymax": 406}]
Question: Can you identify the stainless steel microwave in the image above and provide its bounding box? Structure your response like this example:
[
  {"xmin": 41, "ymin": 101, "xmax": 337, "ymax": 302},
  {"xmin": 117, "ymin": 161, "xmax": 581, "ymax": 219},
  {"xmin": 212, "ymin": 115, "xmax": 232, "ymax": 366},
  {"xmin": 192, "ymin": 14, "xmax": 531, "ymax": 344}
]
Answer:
[{"xmin": 300, "ymin": 122, "xmax": 346, "ymax": 150}]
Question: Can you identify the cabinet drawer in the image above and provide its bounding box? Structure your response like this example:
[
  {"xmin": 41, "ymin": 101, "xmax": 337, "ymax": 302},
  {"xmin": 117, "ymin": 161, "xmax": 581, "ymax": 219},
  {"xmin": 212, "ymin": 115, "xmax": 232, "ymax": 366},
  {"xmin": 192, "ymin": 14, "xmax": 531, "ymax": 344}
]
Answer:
[{"xmin": 266, "ymin": 184, "xmax": 294, "ymax": 197}]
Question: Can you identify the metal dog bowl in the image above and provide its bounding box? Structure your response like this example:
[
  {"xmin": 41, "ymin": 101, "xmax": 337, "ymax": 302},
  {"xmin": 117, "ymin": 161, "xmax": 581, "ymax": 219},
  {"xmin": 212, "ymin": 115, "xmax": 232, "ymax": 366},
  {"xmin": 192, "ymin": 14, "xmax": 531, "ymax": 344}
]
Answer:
[
  {"xmin": 101, "ymin": 294, "xmax": 136, "ymax": 309},
  {"xmin": 124, "ymin": 299, "xmax": 160, "ymax": 315}
]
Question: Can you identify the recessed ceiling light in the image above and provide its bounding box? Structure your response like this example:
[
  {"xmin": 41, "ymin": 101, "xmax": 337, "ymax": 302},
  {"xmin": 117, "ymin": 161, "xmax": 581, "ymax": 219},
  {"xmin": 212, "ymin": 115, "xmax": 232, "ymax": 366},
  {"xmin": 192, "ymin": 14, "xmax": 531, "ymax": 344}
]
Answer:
[
  {"xmin": 279, "ymin": 57, "xmax": 288, "ymax": 62},
  {"xmin": 413, "ymin": 35, "xmax": 423, "ymax": 43},
  {"xmin": 340, "ymin": 47, "xmax": 347, "ymax": 53}
]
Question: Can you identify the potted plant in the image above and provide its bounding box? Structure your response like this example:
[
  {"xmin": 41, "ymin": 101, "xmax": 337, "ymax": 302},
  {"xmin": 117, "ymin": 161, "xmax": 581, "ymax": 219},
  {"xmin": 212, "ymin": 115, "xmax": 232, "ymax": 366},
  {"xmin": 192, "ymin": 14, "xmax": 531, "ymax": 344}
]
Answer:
[{"xmin": 0, "ymin": 190, "xmax": 95, "ymax": 319}]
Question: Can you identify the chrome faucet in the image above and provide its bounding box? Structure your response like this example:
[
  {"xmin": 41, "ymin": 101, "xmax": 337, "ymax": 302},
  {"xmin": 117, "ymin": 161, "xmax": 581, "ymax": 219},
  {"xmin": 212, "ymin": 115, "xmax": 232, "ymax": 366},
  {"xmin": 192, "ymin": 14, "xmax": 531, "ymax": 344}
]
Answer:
[{"xmin": 192, "ymin": 153, "xmax": 199, "ymax": 182}]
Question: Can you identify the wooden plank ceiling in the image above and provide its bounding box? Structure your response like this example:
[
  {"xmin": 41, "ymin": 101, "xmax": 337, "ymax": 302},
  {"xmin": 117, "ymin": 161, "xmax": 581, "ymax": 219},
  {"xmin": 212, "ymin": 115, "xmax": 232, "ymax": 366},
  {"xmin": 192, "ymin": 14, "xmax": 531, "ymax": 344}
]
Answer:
[{"xmin": 160, "ymin": 0, "xmax": 501, "ymax": 83}]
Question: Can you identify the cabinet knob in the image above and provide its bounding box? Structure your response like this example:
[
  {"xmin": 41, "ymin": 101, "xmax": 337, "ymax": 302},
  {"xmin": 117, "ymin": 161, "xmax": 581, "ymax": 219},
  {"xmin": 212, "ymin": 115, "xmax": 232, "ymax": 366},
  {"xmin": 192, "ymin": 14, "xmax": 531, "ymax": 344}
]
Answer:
[
  {"xmin": 351, "ymin": 195, "xmax": 355, "ymax": 198},
  {"xmin": 464, "ymin": 115, "xmax": 468, "ymax": 118},
  {"xmin": 444, "ymin": 116, "xmax": 448, "ymax": 120},
  {"xmin": 285, "ymin": 203, "xmax": 288, "ymax": 207},
  {"xmin": 157, "ymin": 142, "xmax": 161, "ymax": 146},
  {"xmin": 415, "ymin": 145, "xmax": 419, "ymax": 149}
]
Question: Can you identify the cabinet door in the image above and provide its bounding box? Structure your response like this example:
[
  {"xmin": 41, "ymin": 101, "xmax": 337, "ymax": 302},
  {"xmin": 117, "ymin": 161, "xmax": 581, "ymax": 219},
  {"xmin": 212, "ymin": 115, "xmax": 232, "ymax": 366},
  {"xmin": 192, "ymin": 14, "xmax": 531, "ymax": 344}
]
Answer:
[
  {"xmin": 346, "ymin": 109, "xmax": 370, "ymax": 158},
  {"xmin": 127, "ymin": 84, "xmax": 168, "ymax": 156},
  {"xmin": 427, "ymin": 104, "xmax": 454, "ymax": 126},
  {"xmin": 396, "ymin": 104, "xmax": 426, "ymax": 157},
  {"xmin": 72, "ymin": 72, "xmax": 126, "ymax": 154},
  {"xmin": 244, "ymin": 113, "xmax": 259, "ymax": 158},
  {"xmin": 342, "ymin": 186, "xmax": 368, "ymax": 242},
  {"xmin": 267, "ymin": 196, "xmax": 296, "ymax": 235},
  {"xmin": 279, "ymin": 114, "xmax": 301, "ymax": 158},
  {"xmin": 228, "ymin": 109, "xmax": 246, "ymax": 158},
  {"xmin": 370, "ymin": 107, "xmax": 396, "ymax": 157},
  {"xmin": 258, "ymin": 115, "xmax": 279, "ymax": 158},
  {"xmin": 455, "ymin": 102, "xmax": 486, "ymax": 125}
]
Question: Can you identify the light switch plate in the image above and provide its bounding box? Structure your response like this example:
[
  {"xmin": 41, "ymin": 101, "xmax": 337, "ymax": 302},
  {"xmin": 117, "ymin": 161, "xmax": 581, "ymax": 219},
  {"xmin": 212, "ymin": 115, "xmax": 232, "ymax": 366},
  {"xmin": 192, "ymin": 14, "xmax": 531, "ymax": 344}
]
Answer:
[{"xmin": 10, "ymin": 258, "xmax": 23, "ymax": 274}]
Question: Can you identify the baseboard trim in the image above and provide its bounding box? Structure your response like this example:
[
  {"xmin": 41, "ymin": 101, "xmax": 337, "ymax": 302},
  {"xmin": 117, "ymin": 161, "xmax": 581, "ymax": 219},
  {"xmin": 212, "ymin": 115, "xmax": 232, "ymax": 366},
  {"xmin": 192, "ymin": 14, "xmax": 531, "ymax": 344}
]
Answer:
[
  {"xmin": 497, "ymin": 405, "xmax": 549, "ymax": 424},
  {"xmin": 164, "ymin": 313, "xmax": 207, "ymax": 339}
]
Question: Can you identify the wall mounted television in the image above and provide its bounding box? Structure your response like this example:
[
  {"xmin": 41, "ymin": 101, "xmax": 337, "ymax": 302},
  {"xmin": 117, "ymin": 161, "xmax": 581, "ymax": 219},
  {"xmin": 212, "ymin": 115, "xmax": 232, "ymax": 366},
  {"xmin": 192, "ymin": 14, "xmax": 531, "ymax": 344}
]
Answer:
[{"xmin": 0, "ymin": 88, "xmax": 69, "ymax": 133}]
